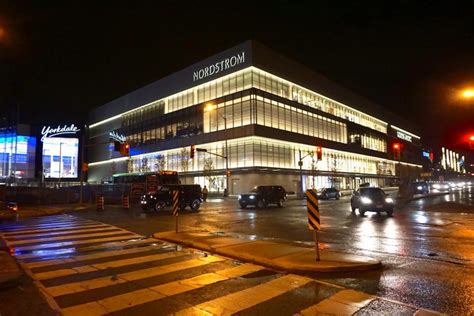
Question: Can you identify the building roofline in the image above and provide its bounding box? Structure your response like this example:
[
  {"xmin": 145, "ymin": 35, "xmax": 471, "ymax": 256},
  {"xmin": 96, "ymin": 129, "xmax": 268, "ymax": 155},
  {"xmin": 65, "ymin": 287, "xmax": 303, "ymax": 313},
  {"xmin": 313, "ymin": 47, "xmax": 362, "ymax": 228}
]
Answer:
[{"xmin": 88, "ymin": 40, "xmax": 418, "ymax": 135}]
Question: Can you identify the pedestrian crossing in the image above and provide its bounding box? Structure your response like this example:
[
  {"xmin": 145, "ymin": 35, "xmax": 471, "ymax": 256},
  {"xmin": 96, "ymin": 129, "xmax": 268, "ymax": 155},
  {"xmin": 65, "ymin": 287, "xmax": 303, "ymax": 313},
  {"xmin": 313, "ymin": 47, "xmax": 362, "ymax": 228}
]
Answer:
[{"xmin": 0, "ymin": 214, "xmax": 441, "ymax": 316}]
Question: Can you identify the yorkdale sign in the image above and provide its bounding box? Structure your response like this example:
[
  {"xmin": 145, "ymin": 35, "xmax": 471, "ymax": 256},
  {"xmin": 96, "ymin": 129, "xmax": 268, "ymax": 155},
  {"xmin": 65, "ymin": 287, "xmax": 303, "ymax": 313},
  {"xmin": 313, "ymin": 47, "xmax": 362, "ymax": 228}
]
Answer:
[
  {"xmin": 41, "ymin": 124, "xmax": 80, "ymax": 142},
  {"xmin": 193, "ymin": 52, "xmax": 245, "ymax": 82}
]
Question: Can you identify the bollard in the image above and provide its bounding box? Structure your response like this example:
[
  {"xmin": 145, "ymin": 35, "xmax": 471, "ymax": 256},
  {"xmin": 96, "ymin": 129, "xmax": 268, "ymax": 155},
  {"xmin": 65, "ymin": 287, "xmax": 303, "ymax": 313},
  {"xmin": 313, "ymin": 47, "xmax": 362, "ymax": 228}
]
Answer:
[
  {"xmin": 122, "ymin": 195, "xmax": 130, "ymax": 209},
  {"xmin": 97, "ymin": 196, "xmax": 105, "ymax": 211}
]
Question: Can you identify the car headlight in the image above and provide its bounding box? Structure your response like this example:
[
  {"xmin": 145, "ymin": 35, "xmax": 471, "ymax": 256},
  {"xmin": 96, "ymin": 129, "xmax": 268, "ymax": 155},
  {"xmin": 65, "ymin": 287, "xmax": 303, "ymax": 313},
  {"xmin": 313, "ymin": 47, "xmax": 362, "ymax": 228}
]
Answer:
[
  {"xmin": 385, "ymin": 197, "xmax": 394, "ymax": 203},
  {"xmin": 238, "ymin": 195, "xmax": 242, "ymax": 199},
  {"xmin": 249, "ymin": 195, "xmax": 255, "ymax": 199},
  {"xmin": 432, "ymin": 184, "xmax": 440, "ymax": 189},
  {"xmin": 417, "ymin": 186, "xmax": 422, "ymax": 190},
  {"xmin": 361, "ymin": 197, "xmax": 372, "ymax": 204}
]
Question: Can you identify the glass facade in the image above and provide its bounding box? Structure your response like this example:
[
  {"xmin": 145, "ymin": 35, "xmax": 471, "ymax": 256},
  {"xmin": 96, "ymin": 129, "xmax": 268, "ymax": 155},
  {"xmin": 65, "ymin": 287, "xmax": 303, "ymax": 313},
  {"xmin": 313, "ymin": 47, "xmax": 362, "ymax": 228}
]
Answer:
[
  {"xmin": 90, "ymin": 67, "xmax": 388, "ymax": 138},
  {"xmin": 0, "ymin": 130, "xmax": 36, "ymax": 179},
  {"xmin": 165, "ymin": 68, "xmax": 387, "ymax": 133},
  {"xmin": 125, "ymin": 137, "xmax": 396, "ymax": 176}
]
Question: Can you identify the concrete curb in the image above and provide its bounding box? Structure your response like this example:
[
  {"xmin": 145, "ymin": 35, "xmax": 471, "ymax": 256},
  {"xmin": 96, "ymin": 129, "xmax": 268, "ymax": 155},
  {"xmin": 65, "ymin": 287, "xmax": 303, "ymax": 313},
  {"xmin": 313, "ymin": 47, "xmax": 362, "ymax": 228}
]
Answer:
[
  {"xmin": 398, "ymin": 191, "xmax": 449, "ymax": 204},
  {"xmin": 0, "ymin": 240, "xmax": 23, "ymax": 289},
  {"xmin": 154, "ymin": 231, "xmax": 381, "ymax": 273}
]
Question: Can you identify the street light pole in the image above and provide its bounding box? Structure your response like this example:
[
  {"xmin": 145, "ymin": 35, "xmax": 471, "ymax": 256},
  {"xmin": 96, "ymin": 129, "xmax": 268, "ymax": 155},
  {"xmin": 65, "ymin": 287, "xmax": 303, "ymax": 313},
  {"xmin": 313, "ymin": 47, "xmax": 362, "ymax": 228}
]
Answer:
[{"xmin": 298, "ymin": 150, "xmax": 303, "ymax": 198}]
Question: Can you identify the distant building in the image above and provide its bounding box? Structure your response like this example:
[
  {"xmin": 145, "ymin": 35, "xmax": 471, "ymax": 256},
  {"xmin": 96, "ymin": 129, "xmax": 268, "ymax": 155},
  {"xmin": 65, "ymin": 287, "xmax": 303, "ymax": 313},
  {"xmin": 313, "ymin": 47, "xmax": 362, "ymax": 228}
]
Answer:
[
  {"xmin": 0, "ymin": 122, "xmax": 83, "ymax": 184},
  {"xmin": 87, "ymin": 41, "xmax": 422, "ymax": 193},
  {"xmin": 0, "ymin": 124, "xmax": 36, "ymax": 180}
]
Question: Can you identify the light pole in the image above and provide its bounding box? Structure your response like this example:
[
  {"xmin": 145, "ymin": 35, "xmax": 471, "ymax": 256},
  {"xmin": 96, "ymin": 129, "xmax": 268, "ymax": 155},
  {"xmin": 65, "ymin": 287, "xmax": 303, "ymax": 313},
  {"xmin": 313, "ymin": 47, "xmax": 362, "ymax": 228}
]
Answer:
[{"xmin": 298, "ymin": 149, "xmax": 316, "ymax": 198}]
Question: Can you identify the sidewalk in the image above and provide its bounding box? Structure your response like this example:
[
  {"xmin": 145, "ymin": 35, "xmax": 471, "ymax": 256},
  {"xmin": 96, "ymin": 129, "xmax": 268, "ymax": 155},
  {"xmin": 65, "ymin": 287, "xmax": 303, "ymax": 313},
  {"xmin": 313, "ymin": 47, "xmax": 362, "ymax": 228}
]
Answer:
[
  {"xmin": 0, "ymin": 204, "xmax": 90, "ymax": 220},
  {"xmin": 0, "ymin": 239, "xmax": 22, "ymax": 288},
  {"xmin": 154, "ymin": 231, "xmax": 381, "ymax": 273}
]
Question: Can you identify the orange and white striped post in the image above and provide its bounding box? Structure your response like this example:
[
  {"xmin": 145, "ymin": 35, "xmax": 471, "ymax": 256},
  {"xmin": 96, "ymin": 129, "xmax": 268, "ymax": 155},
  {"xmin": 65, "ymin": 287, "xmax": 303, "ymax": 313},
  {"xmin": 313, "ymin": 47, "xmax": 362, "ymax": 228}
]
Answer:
[{"xmin": 172, "ymin": 191, "xmax": 179, "ymax": 233}]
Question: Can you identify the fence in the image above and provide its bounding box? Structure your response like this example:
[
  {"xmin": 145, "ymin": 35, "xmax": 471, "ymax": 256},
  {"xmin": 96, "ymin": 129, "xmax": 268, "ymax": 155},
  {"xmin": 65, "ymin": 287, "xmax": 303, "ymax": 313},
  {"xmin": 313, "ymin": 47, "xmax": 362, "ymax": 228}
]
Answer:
[{"xmin": 0, "ymin": 184, "xmax": 132, "ymax": 205}]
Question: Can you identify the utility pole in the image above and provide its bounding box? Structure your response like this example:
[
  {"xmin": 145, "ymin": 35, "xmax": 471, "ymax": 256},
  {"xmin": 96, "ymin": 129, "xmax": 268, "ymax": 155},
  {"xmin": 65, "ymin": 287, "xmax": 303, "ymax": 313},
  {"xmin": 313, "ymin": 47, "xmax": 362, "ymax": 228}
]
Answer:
[{"xmin": 79, "ymin": 126, "xmax": 86, "ymax": 204}]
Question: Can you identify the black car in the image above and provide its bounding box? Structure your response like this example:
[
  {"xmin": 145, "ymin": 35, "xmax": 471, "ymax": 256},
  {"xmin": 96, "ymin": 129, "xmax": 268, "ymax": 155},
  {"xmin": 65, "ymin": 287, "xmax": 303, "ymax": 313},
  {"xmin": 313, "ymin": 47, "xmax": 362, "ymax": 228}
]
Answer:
[
  {"xmin": 317, "ymin": 188, "xmax": 341, "ymax": 200},
  {"xmin": 350, "ymin": 187, "xmax": 394, "ymax": 216},
  {"xmin": 411, "ymin": 181, "xmax": 429, "ymax": 194},
  {"xmin": 141, "ymin": 184, "xmax": 202, "ymax": 212},
  {"xmin": 238, "ymin": 185, "xmax": 287, "ymax": 208}
]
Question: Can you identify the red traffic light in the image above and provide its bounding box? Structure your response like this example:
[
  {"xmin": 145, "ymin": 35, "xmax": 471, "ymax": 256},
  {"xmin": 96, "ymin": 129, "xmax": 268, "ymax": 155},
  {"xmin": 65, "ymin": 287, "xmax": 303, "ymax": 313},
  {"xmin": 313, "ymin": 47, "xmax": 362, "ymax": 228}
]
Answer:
[
  {"xmin": 393, "ymin": 143, "xmax": 400, "ymax": 150},
  {"xmin": 470, "ymin": 135, "xmax": 474, "ymax": 141},
  {"xmin": 119, "ymin": 142, "xmax": 130, "ymax": 156},
  {"xmin": 315, "ymin": 146, "xmax": 322, "ymax": 160}
]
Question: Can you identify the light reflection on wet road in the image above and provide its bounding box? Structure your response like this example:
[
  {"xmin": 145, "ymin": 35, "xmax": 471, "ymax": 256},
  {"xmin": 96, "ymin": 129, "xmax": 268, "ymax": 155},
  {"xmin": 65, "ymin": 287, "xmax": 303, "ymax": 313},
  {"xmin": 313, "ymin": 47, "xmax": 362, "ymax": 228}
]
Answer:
[{"xmin": 69, "ymin": 187, "xmax": 474, "ymax": 314}]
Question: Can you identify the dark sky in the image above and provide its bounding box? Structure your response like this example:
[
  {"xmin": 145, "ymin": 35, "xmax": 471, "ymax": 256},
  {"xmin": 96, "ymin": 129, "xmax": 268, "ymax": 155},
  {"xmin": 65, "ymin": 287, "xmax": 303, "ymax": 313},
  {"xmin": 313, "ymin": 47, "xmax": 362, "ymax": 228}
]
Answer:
[{"xmin": 1, "ymin": 1, "xmax": 473, "ymax": 153}]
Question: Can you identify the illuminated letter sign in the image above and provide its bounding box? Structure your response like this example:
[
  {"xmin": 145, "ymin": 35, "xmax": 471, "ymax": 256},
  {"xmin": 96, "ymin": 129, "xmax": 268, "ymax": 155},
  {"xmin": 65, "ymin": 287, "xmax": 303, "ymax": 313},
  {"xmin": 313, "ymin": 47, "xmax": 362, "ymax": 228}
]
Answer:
[
  {"xmin": 41, "ymin": 124, "xmax": 80, "ymax": 142},
  {"xmin": 193, "ymin": 52, "xmax": 245, "ymax": 82},
  {"xmin": 396, "ymin": 131, "xmax": 412, "ymax": 142},
  {"xmin": 109, "ymin": 131, "xmax": 127, "ymax": 143}
]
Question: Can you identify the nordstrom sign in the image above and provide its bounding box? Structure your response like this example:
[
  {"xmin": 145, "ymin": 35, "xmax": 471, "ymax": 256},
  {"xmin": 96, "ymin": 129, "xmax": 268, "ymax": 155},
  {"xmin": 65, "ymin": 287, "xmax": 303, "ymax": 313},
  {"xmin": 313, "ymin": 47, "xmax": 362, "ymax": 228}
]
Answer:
[
  {"xmin": 193, "ymin": 52, "xmax": 245, "ymax": 82},
  {"xmin": 396, "ymin": 131, "xmax": 412, "ymax": 142}
]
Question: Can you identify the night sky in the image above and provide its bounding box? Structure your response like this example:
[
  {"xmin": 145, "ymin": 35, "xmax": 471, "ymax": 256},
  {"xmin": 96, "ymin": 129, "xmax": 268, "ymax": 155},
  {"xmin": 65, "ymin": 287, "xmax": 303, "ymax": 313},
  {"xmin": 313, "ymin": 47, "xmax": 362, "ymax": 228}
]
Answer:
[{"xmin": 1, "ymin": 1, "xmax": 473, "ymax": 154}]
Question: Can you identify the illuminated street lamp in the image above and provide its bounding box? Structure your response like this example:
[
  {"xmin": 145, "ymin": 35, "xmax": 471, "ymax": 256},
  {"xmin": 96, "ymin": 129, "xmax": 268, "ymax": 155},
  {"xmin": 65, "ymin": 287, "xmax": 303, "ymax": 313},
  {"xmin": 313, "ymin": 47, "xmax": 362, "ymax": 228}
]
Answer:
[
  {"xmin": 461, "ymin": 89, "xmax": 474, "ymax": 99},
  {"xmin": 204, "ymin": 103, "xmax": 229, "ymax": 196}
]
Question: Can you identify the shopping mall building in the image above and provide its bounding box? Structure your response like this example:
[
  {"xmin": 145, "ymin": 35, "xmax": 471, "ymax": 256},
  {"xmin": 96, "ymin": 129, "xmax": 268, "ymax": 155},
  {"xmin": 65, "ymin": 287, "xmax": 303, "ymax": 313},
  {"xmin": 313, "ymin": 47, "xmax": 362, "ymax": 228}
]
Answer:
[{"xmin": 87, "ymin": 41, "xmax": 423, "ymax": 194}]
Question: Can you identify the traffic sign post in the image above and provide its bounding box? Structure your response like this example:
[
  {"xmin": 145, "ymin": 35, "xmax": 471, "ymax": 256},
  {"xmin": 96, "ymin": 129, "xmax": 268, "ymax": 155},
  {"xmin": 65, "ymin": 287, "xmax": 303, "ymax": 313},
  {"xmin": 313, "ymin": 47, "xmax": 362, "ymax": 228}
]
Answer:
[
  {"xmin": 306, "ymin": 189, "xmax": 321, "ymax": 261},
  {"xmin": 172, "ymin": 191, "xmax": 179, "ymax": 233}
]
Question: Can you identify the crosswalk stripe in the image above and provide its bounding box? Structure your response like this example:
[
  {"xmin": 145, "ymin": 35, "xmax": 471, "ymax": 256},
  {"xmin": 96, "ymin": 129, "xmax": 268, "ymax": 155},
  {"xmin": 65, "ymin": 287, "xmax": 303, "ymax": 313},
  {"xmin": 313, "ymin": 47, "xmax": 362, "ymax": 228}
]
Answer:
[
  {"xmin": 175, "ymin": 274, "xmax": 312, "ymax": 315},
  {"xmin": 45, "ymin": 255, "xmax": 225, "ymax": 297},
  {"xmin": 8, "ymin": 230, "xmax": 132, "ymax": 245},
  {"xmin": 295, "ymin": 289, "xmax": 375, "ymax": 315},
  {"xmin": 13, "ymin": 234, "xmax": 142, "ymax": 252},
  {"xmin": 34, "ymin": 251, "xmax": 182, "ymax": 280},
  {"xmin": 5, "ymin": 226, "xmax": 121, "ymax": 240},
  {"xmin": 60, "ymin": 263, "xmax": 264, "ymax": 316},
  {"xmin": 1, "ymin": 217, "xmax": 80, "ymax": 226},
  {"xmin": 1, "ymin": 221, "xmax": 94, "ymax": 231},
  {"xmin": 15, "ymin": 238, "xmax": 158, "ymax": 260},
  {"xmin": 1, "ymin": 223, "xmax": 103, "ymax": 235},
  {"xmin": 25, "ymin": 244, "xmax": 164, "ymax": 269}
]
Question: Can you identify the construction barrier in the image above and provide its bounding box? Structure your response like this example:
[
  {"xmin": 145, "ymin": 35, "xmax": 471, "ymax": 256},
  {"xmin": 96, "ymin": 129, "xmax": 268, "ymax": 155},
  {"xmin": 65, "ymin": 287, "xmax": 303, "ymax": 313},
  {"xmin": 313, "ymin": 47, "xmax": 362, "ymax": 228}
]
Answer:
[
  {"xmin": 122, "ymin": 195, "xmax": 130, "ymax": 209},
  {"xmin": 97, "ymin": 196, "xmax": 104, "ymax": 211}
]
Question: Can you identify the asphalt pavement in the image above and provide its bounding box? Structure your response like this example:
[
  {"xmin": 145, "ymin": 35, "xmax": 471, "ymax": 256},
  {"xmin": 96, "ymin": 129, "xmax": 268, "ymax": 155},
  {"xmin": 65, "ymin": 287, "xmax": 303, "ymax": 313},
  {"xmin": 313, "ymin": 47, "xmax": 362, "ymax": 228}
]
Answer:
[
  {"xmin": 58, "ymin": 186, "xmax": 474, "ymax": 314},
  {"xmin": 0, "ymin": 214, "xmax": 443, "ymax": 315}
]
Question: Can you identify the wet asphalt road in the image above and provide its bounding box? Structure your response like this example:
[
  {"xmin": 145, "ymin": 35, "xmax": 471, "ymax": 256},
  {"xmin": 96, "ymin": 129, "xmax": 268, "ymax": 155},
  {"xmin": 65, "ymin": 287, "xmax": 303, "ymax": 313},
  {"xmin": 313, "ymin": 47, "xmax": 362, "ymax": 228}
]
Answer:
[{"xmin": 68, "ymin": 187, "xmax": 474, "ymax": 314}]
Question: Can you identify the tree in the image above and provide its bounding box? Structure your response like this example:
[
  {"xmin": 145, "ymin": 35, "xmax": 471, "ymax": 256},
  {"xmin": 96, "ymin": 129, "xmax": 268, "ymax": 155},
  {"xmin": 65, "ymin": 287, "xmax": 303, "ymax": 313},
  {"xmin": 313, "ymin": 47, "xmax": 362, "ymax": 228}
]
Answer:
[
  {"xmin": 328, "ymin": 154, "xmax": 341, "ymax": 188},
  {"xmin": 310, "ymin": 153, "xmax": 317, "ymax": 189},
  {"xmin": 179, "ymin": 147, "xmax": 190, "ymax": 184},
  {"xmin": 156, "ymin": 155, "xmax": 166, "ymax": 172},
  {"xmin": 203, "ymin": 157, "xmax": 217, "ymax": 189},
  {"xmin": 180, "ymin": 147, "xmax": 189, "ymax": 173},
  {"xmin": 127, "ymin": 158, "xmax": 133, "ymax": 173},
  {"xmin": 140, "ymin": 157, "xmax": 149, "ymax": 172},
  {"xmin": 110, "ymin": 161, "xmax": 116, "ymax": 176}
]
